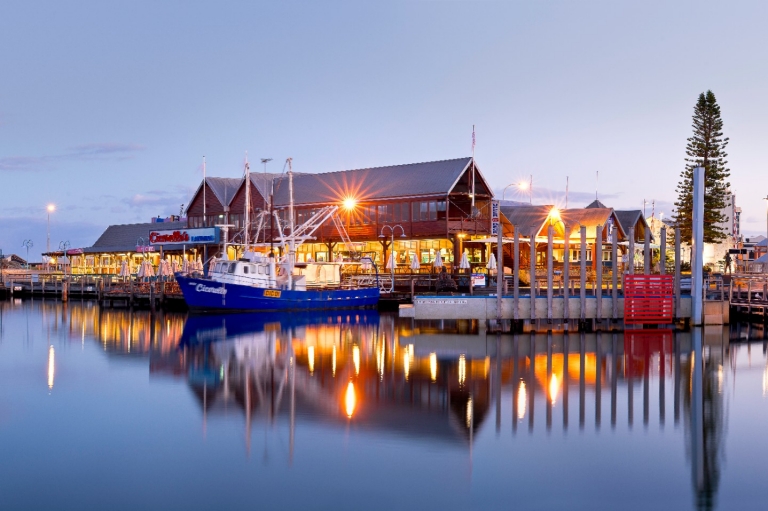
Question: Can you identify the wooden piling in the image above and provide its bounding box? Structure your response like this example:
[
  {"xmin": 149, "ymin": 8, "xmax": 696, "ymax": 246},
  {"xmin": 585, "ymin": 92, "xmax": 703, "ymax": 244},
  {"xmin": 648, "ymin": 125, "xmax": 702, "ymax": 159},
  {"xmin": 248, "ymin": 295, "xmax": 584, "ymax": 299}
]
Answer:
[
  {"xmin": 612, "ymin": 227, "xmax": 618, "ymax": 320},
  {"xmin": 596, "ymin": 225, "xmax": 603, "ymax": 326},
  {"xmin": 580, "ymin": 226, "xmax": 586, "ymax": 321},
  {"xmin": 644, "ymin": 228, "xmax": 651, "ymax": 275},
  {"xmin": 660, "ymin": 227, "xmax": 667, "ymax": 275},
  {"xmin": 530, "ymin": 226, "xmax": 537, "ymax": 322},
  {"xmin": 513, "ymin": 229, "xmax": 519, "ymax": 321},
  {"xmin": 547, "ymin": 225, "xmax": 553, "ymax": 321},
  {"xmin": 628, "ymin": 227, "xmax": 635, "ymax": 275},
  {"xmin": 674, "ymin": 227, "xmax": 681, "ymax": 318},
  {"xmin": 563, "ymin": 224, "xmax": 570, "ymax": 325}
]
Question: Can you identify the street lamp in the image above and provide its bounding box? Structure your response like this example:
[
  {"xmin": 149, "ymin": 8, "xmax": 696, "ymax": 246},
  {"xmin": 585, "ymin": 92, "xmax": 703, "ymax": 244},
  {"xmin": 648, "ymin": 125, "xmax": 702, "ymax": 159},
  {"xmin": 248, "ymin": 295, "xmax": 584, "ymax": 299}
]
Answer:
[
  {"xmin": 518, "ymin": 176, "xmax": 533, "ymax": 204},
  {"xmin": 46, "ymin": 204, "xmax": 55, "ymax": 253},
  {"xmin": 379, "ymin": 224, "xmax": 406, "ymax": 293},
  {"xmin": 764, "ymin": 195, "xmax": 768, "ymax": 257}
]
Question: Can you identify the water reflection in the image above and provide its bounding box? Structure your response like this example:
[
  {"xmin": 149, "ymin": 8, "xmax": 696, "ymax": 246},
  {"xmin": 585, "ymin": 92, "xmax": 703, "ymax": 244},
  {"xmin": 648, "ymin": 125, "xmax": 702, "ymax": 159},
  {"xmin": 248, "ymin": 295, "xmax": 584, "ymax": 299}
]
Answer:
[{"xmin": 1, "ymin": 300, "xmax": 755, "ymax": 510}]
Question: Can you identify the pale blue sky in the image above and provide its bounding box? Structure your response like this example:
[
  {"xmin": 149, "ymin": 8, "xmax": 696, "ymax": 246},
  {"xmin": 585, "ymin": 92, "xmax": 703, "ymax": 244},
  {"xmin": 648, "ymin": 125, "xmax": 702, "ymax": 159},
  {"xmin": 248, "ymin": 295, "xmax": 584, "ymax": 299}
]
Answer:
[{"xmin": 2, "ymin": 0, "xmax": 768, "ymax": 260}]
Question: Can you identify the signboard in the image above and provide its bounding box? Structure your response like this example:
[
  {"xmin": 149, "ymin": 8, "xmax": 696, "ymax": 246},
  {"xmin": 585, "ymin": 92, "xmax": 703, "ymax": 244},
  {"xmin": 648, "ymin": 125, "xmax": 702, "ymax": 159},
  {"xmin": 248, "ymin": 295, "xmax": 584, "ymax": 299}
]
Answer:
[
  {"xmin": 491, "ymin": 200, "xmax": 500, "ymax": 236},
  {"xmin": 136, "ymin": 245, "xmax": 155, "ymax": 253},
  {"xmin": 148, "ymin": 227, "xmax": 219, "ymax": 246},
  {"xmin": 66, "ymin": 248, "xmax": 83, "ymax": 255},
  {"xmin": 471, "ymin": 273, "xmax": 486, "ymax": 286}
]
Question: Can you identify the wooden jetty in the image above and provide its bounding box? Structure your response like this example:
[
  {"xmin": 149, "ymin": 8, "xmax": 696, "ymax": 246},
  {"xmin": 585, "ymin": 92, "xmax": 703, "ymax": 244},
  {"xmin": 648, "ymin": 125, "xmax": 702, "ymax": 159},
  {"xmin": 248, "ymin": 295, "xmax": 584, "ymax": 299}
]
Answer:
[{"xmin": 399, "ymin": 226, "xmax": 732, "ymax": 332}]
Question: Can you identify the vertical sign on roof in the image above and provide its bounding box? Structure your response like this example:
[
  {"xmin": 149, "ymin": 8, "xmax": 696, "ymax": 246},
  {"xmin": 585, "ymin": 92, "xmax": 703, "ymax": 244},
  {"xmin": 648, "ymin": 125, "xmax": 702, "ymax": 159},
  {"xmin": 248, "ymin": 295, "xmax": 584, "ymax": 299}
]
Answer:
[{"xmin": 491, "ymin": 200, "xmax": 500, "ymax": 236}]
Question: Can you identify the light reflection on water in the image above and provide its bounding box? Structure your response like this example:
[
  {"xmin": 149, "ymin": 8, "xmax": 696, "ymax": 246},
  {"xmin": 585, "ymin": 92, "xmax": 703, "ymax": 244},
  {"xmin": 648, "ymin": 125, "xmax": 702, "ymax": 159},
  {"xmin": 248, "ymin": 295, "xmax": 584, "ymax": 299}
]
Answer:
[{"xmin": 1, "ymin": 299, "xmax": 768, "ymax": 511}]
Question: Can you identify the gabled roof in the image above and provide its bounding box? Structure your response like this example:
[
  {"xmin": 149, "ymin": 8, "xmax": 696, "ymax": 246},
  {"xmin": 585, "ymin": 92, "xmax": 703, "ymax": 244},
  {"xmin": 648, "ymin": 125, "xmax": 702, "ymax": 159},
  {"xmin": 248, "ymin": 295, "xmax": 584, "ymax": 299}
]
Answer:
[
  {"xmin": 585, "ymin": 199, "xmax": 608, "ymax": 209},
  {"xmin": 272, "ymin": 157, "xmax": 475, "ymax": 206},
  {"xmin": 614, "ymin": 210, "xmax": 647, "ymax": 233},
  {"xmin": 561, "ymin": 208, "xmax": 627, "ymax": 239},
  {"xmin": 249, "ymin": 172, "xmax": 282, "ymax": 199},
  {"xmin": 500, "ymin": 205, "xmax": 553, "ymax": 233},
  {"xmin": 85, "ymin": 221, "xmax": 187, "ymax": 253},
  {"xmin": 206, "ymin": 177, "xmax": 242, "ymax": 207}
]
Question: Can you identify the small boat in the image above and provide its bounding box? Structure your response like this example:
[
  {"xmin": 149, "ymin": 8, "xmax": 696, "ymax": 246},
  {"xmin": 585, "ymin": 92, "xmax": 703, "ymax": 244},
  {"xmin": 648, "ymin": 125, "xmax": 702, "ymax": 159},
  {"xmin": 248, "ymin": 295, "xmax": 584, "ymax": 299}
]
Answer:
[{"xmin": 176, "ymin": 157, "xmax": 380, "ymax": 312}]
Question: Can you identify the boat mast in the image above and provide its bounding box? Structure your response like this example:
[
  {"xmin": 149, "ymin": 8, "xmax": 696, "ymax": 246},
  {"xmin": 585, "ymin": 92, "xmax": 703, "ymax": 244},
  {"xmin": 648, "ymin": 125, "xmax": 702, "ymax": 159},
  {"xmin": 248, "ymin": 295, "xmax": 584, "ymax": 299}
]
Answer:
[
  {"xmin": 287, "ymin": 157, "xmax": 295, "ymax": 289},
  {"xmin": 244, "ymin": 153, "xmax": 250, "ymax": 253}
]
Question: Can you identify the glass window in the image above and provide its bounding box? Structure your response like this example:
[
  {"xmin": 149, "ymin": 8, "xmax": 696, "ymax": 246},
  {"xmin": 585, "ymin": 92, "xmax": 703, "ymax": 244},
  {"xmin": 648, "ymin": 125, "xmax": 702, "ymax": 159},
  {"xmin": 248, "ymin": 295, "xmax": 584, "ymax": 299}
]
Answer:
[
  {"xmin": 243, "ymin": 266, "xmax": 249, "ymax": 274},
  {"xmin": 420, "ymin": 202, "xmax": 429, "ymax": 221},
  {"xmin": 436, "ymin": 201, "xmax": 446, "ymax": 220},
  {"xmin": 429, "ymin": 201, "xmax": 437, "ymax": 221},
  {"xmin": 228, "ymin": 263, "xmax": 236, "ymax": 274}
]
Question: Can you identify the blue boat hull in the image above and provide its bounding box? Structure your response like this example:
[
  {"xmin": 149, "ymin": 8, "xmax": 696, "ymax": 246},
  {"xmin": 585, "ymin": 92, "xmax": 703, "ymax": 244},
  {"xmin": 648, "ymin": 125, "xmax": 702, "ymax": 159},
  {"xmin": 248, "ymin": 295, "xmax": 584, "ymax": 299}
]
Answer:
[{"xmin": 175, "ymin": 274, "xmax": 380, "ymax": 312}]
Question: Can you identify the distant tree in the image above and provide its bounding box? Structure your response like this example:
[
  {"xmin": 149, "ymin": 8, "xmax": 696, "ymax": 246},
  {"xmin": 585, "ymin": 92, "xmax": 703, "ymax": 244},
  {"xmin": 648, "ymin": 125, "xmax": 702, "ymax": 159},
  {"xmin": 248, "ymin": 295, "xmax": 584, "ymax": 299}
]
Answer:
[{"xmin": 672, "ymin": 90, "xmax": 731, "ymax": 244}]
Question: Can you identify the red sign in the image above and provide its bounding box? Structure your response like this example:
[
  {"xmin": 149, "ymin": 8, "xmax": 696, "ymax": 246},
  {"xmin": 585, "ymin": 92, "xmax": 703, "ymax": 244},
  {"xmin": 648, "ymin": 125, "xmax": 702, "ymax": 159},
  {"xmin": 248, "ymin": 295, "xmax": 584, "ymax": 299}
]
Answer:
[
  {"xmin": 149, "ymin": 230, "xmax": 190, "ymax": 244},
  {"xmin": 66, "ymin": 248, "xmax": 84, "ymax": 255},
  {"xmin": 136, "ymin": 245, "xmax": 155, "ymax": 253}
]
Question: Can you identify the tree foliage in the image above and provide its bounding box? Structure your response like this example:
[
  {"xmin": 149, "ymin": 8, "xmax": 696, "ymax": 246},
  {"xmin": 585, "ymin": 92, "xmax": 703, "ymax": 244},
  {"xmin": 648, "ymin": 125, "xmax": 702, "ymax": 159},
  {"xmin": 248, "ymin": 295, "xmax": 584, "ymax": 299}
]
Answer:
[{"xmin": 673, "ymin": 90, "xmax": 731, "ymax": 244}]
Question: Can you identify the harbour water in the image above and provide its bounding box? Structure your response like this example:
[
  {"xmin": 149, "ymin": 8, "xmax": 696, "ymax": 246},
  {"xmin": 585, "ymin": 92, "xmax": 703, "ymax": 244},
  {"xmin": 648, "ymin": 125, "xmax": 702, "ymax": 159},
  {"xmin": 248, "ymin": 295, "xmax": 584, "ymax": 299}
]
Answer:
[{"xmin": 1, "ymin": 299, "xmax": 768, "ymax": 511}]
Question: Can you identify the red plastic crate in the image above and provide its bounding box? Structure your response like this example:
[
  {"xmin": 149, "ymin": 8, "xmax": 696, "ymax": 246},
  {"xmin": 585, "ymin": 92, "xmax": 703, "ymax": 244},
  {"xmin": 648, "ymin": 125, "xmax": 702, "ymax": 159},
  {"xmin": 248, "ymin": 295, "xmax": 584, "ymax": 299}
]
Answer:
[{"xmin": 623, "ymin": 275, "xmax": 674, "ymax": 325}]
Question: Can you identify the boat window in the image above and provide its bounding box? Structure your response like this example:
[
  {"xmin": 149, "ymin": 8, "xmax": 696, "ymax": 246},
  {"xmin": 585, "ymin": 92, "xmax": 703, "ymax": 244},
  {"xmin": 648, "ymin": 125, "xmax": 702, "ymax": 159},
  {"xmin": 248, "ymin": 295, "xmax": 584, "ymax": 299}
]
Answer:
[
  {"xmin": 243, "ymin": 266, "xmax": 249, "ymax": 274},
  {"xmin": 215, "ymin": 263, "xmax": 224, "ymax": 273},
  {"xmin": 228, "ymin": 263, "xmax": 237, "ymax": 274}
]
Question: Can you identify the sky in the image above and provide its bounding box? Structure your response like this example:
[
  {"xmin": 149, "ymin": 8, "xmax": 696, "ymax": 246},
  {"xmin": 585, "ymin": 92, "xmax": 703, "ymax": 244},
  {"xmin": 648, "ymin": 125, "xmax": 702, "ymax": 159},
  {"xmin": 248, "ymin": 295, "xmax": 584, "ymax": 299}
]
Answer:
[{"xmin": 2, "ymin": 0, "xmax": 768, "ymax": 261}]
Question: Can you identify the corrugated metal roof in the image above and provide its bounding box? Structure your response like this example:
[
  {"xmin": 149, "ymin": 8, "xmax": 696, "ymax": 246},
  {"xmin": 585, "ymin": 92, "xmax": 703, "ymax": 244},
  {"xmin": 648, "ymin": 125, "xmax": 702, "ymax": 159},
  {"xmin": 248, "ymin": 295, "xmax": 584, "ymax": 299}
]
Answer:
[
  {"xmin": 206, "ymin": 177, "xmax": 242, "ymax": 207},
  {"xmin": 560, "ymin": 208, "xmax": 627, "ymax": 238},
  {"xmin": 249, "ymin": 172, "xmax": 282, "ymax": 199},
  {"xmin": 86, "ymin": 221, "xmax": 187, "ymax": 253},
  {"xmin": 615, "ymin": 210, "xmax": 646, "ymax": 233},
  {"xmin": 271, "ymin": 157, "xmax": 473, "ymax": 206},
  {"xmin": 500, "ymin": 205, "xmax": 553, "ymax": 233}
]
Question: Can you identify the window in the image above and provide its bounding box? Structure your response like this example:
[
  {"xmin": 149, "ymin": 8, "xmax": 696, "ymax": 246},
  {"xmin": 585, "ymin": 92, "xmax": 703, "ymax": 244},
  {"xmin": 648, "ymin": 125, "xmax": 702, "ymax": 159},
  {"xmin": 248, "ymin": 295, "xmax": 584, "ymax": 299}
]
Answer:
[
  {"xmin": 228, "ymin": 263, "xmax": 236, "ymax": 274},
  {"xmin": 436, "ymin": 201, "xmax": 446, "ymax": 220},
  {"xmin": 378, "ymin": 204, "xmax": 392, "ymax": 223},
  {"xmin": 243, "ymin": 266, "xmax": 249, "ymax": 274}
]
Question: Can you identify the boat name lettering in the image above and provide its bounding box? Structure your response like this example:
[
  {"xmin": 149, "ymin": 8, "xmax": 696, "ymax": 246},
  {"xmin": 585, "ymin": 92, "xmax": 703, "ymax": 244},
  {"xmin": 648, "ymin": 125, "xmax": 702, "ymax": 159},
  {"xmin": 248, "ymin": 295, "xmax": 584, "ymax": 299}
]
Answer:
[
  {"xmin": 264, "ymin": 289, "xmax": 281, "ymax": 298},
  {"xmin": 195, "ymin": 284, "xmax": 227, "ymax": 295},
  {"xmin": 416, "ymin": 299, "xmax": 468, "ymax": 305}
]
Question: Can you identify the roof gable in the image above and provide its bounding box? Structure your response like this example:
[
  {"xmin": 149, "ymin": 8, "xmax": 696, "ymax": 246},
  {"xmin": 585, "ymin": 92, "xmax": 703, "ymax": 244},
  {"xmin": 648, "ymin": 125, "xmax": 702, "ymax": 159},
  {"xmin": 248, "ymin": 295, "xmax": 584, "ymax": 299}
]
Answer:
[{"xmin": 205, "ymin": 177, "xmax": 242, "ymax": 207}]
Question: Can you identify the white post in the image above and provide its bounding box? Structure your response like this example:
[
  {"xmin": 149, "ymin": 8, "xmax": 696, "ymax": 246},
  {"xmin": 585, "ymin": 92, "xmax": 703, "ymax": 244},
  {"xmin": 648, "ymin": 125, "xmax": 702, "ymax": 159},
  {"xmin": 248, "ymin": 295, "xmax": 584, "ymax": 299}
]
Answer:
[
  {"xmin": 691, "ymin": 166, "xmax": 705, "ymax": 325},
  {"xmin": 244, "ymin": 156, "xmax": 251, "ymax": 252},
  {"xmin": 496, "ymin": 224, "xmax": 503, "ymax": 321}
]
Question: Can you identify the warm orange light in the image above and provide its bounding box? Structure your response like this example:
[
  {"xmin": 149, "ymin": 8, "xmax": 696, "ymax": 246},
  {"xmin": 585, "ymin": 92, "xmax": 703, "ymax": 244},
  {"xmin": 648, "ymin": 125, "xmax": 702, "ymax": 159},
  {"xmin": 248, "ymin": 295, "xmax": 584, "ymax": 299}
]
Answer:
[
  {"xmin": 308, "ymin": 346, "xmax": 315, "ymax": 373},
  {"xmin": 518, "ymin": 181, "xmax": 529, "ymax": 191},
  {"xmin": 353, "ymin": 345, "xmax": 360, "ymax": 375},
  {"xmin": 549, "ymin": 207, "xmax": 560, "ymax": 222},
  {"xmin": 403, "ymin": 351, "xmax": 410, "ymax": 381},
  {"xmin": 47, "ymin": 204, "xmax": 55, "ymax": 213},
  {"xmin": 47, "ymin": 345, "xmax": 55, "ymax": 389},
  {"xmin": 549, "ymin": 374, "xmax": 560, "ymax": 405},
  {"xmin": 332, "ymin": 345, "xmax": 337, "ymax": 377},
  {"xmin": 345, "ymin": 381, "xmax": 356, "ymax": 418},
  {"xmin": 517, "ymin": 380, "xmax": 527, "ymax": 420},
  {"xmin": 343, "ymin": 197, "xmax": 357, "ymax": 210},
  {"xmin": 458, "ymin": 354, "xmax": 466, "ymax": 385},
  {"xmin": 429, "ymin": 352, "xmax": 437, "ymax": 382}
]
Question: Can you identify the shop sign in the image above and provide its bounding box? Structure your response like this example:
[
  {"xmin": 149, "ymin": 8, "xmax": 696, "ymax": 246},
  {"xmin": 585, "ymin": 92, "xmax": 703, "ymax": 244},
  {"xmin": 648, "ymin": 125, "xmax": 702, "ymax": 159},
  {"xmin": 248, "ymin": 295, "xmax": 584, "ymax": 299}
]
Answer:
[
  {"xmin": 471, "ymin": 273, "xmax": 486, "ymax": 286},
  {"xmin": 148, "ymin": 227, "xmax": 219, "ymax": 245},
  {"xmin": 66, "ymin": 248, "xmax": 84, "ymax": 255},
  {"xmin": 136, "ymin": 245, "xmax": 155, "ymax": 253},
  {"xmin": 491, "ymin": 200, "xmax": 500, "ymax": 236}
]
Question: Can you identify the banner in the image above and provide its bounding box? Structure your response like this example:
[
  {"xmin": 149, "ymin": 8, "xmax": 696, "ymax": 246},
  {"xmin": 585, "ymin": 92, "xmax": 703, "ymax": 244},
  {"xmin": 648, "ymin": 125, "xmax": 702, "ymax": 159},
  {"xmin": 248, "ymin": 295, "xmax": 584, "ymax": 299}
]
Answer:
[{"xmin": 148, "ymin": 227, "xmax": 219, "ymax": 245}]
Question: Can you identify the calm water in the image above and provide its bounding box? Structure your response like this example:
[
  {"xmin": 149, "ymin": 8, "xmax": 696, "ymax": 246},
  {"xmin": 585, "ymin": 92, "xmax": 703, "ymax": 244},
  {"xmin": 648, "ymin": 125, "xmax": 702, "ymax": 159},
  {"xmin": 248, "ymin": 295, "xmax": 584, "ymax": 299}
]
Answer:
[{"xmin": 1, "ymin": 299, "xmax": 768, "ymax": 511}]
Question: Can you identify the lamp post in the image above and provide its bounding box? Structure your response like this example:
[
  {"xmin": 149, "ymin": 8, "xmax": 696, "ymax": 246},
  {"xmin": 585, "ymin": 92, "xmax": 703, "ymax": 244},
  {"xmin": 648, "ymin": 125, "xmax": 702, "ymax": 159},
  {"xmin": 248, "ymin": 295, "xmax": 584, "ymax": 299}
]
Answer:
[
  {"xmin": 379, "ymin": 224, "xmax": 406, "ymax": 293},
  {"xmin": 46, "ymin": 204, "xmax": 55, "ymax": 253},
  {"xmin": 764, "ymin": 196, "xmax": 768, "ymax": 257},
  {"xmin": 502, "ymin": 177, "xmax": 533, "ymax": 203}
]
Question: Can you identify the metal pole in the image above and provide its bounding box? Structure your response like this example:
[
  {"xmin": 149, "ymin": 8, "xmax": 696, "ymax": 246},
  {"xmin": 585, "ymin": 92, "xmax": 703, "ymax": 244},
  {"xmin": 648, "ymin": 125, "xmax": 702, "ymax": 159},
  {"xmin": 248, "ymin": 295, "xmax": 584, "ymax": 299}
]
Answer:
[
  {"xmin": 644, "ymin": 227, "xmax": 651, "ymax": 275},
  {"xmin": 530, "ymin": 226, "xmax": 537, "ymax": 321},
  {"xmin": 660, "ymin": 227, "xmax": 667, "ymax": 275},
  {"xmin": 691, "ymin": 166, "xmax": 705, "ymax": 325},
  {"xmin": 547, "ymin": 225, "xmax": 553, "ymax": 321},
  {"xmin": 513, "ymin": 229, "xmax": 520, "ymax": 321},
  {"xmin": 563, "ymin": 224, "xmax": 570, "ymax": 324}
]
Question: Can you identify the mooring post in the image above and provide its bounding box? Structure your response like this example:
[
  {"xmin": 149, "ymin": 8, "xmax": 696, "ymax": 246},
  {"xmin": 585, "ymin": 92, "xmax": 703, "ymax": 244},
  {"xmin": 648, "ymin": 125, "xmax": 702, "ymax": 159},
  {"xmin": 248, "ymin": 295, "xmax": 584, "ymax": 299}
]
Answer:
[
  {"xmin": 660, "ymin": 227, "xmax": 667, "ymax": 275},
  {"xmin": 513, "ymin": 229, "xmax": 520, "ymax": 321},
  {"xmin": 596, "ymin": 225, "xmax": 603, "ymax": 327},
  {"xmin": 674, "ymin": 227, "xmax": 681, "ymax": 319},
  {"xmin": 563, "ymin": 224, "xmax": 570, "ymax": 327},
  {"xmin": 547, "ymin": 225, "xmax": 553, "ymax": 321},
  {"xmin": 530, "ymin": 226, "xmax": 537, "ymax": 323},
  {"xmin": 628, "ymin": 227, "xmax": 635, "ymax": 275},
  {"xmin": 644, "ymin": 227, "xmax": 651, "ymax": 275},
  {"xmin": 611, "ymin": 227, "xmax": 618, "ymax": 320},
  {"xmin": 580, "ymin": 226, "xmax": 586, "ymax": 322}
]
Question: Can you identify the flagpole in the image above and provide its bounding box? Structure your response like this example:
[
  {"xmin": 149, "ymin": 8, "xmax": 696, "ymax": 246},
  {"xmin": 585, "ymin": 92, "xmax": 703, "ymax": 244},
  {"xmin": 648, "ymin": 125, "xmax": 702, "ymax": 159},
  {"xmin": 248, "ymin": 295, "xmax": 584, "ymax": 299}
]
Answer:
[
  {"xmin": 471, "ymin": 125, "xmax": 475, "ymax": 213},
  {"xmin": 244, "ymin": 152, "xmax": 250, "ymax": 252}
]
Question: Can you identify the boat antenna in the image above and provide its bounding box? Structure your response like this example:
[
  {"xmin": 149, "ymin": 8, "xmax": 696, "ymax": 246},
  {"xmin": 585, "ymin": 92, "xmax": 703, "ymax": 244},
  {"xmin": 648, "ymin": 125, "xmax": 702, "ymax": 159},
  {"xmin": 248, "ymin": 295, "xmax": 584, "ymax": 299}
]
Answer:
[
  {"xmin": 287, "ymin": 157, "xmax": 295, "ymax": 290},
  {"xmin": 261, "ymin": 158, "xmax": 272, "ymax": 247},
  {"xmin": 471, "ymin": 125, "xmax": 476, "ymax": 214},
  {"xmin": 202, "ymin": 156, "xmax": 206, "ymax": 224}
]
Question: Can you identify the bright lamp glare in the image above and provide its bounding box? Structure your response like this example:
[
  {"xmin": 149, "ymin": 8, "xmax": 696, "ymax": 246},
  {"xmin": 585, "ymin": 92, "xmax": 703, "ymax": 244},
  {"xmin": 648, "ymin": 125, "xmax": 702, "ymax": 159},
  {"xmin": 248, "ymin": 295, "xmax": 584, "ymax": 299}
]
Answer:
[
  {"xmin": 549, "ymin": 207, "xmax": 560, "ymax": 221},
  {"xmin": 47, "ymin": 204, "xmax": 55, "ymax": 213},
  {"xmin": 343, "ymin": 197, "xmax": 357, "ymax": 210},
  {"xmin": 518, "ymin": 181, "xmax": 528, "ymax": 190}
]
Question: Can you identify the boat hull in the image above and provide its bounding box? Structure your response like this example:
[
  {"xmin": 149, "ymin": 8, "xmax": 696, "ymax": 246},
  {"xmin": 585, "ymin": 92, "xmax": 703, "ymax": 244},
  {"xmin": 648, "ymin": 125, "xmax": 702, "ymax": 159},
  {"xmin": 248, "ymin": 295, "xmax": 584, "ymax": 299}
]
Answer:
[{"xmin": 175, "ymin": 274, "xmax": 380, "ymax": 312}]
